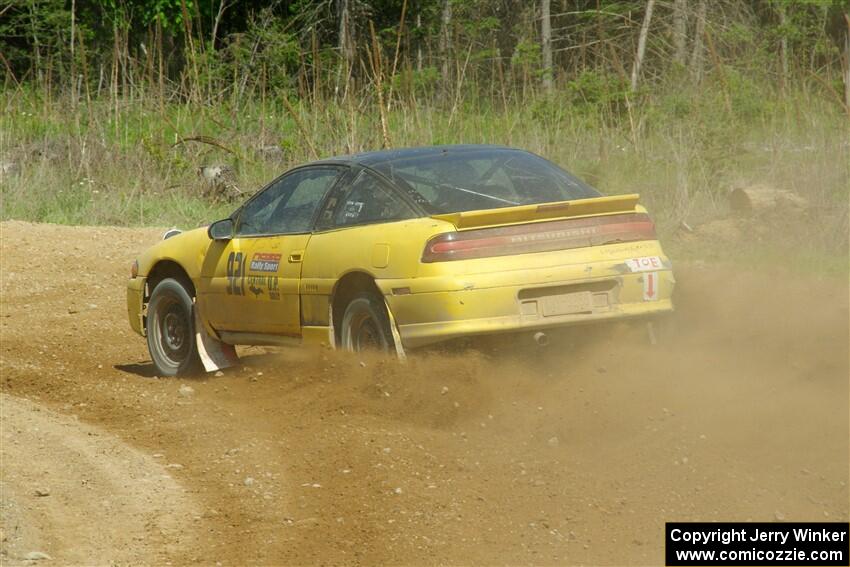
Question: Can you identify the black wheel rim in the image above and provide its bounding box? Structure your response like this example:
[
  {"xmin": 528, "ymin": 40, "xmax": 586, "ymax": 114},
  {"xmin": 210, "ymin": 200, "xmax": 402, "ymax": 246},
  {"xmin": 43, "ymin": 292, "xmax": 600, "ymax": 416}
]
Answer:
[
  {"xmin": 152, "ymin": 296, "xmax": 191, "ymax": 367},
  {"xmin": 349, "ymin": 312, "xmax": 385, "ymax": 352}
]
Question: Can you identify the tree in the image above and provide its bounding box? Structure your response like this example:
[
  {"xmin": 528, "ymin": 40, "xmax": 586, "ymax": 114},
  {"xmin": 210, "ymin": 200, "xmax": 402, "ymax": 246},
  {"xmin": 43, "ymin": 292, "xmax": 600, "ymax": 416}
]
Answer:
[
  {"xmin": 541, "ymin": 0, "xmax": 552, "ymax": 92},
  {"xmin": 689, "ymin": 0, "xmax": 707, "ymax": 83},
  {"xmin": 631, "ymin": 0, "xmax": 655, "ymax": 91},
  {"xmin": 673, "ymin": 0, "xmax": 687, "ymax": 66},
  {"xmin": 844, "ymin": 13, "xmax": 850, "ymax": 111},
  {"xmin": 439, "ymin": 0, "xmax": 452, "ymax": 88},
  {"xmin": 777, "ymin": 1, "xmax": 789, "ymax": 89},
  {"xmin": 338, "ymin": 0, "xmax": 354, "ymax": 69}
]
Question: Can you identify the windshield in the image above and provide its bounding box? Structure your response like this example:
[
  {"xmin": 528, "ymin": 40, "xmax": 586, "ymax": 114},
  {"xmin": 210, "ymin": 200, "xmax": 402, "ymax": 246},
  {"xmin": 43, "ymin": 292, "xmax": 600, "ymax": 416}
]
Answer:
[{"xmin": 371, "ymin": 149, "xmax": 600, "ymax": 214}]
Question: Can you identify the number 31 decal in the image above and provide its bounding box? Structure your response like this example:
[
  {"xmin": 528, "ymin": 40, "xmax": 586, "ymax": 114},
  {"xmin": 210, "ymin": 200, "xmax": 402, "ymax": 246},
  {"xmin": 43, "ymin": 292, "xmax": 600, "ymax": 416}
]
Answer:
[{"xmin": 226, "ymin": 251, "xmax": 246, "ymax": 295}]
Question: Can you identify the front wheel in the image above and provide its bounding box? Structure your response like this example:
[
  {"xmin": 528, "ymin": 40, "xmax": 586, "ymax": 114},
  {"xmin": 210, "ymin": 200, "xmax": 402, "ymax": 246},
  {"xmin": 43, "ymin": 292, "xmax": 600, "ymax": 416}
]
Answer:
[
  {"xmin": 340, "ymin": 292, "xmax": 395, "ymax": 353},
  {"xmin": 146, "ymin": 278, "xmax": 202, "ymax": 376}
]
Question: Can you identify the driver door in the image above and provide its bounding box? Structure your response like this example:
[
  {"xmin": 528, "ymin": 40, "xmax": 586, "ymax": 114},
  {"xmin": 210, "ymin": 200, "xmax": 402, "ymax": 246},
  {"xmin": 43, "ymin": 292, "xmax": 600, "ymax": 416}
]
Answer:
[{"xmin": 201, "ymin": 166, "xmax": 345, "ymax": 335}]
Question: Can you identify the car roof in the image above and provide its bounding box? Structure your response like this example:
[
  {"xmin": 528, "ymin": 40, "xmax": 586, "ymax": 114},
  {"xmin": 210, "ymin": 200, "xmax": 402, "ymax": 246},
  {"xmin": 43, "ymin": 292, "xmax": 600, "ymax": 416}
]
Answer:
[{"xmin": 315, "ymin": 144, "xmax": 518, "ymax": 167}]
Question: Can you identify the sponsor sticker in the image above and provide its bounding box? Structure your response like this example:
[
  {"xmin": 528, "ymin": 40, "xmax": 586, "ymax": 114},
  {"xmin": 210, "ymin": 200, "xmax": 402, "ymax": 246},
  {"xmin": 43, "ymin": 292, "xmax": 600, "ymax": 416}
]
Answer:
[
  {"xmin": 246, "ymin": 275, "xmax": 280, "ymax": 300},
  {"xmin": 342, "ymin": 201, "xmax": 365, "ymax": 220},
  {"xmin": 250, "ymin": 252, "xmax": 281, "ymax": 273},
  {"xmin": 625, "ymin": 255, "xmax": 663, "ymax": 272}
]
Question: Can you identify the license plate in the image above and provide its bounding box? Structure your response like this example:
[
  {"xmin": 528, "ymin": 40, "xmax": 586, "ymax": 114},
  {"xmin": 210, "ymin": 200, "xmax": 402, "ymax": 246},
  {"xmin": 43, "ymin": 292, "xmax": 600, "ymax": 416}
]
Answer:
[{"xmin": 540, "ymin": 292, "xmax": 593, "ymax": 317}]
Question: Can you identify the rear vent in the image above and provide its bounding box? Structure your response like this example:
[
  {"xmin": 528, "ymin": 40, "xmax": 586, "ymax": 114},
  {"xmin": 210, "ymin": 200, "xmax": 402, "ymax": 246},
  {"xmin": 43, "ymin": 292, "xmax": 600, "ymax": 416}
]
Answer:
[{"xmin": 517, "ymin": 280, "xmax": 617, "ymax": 300}]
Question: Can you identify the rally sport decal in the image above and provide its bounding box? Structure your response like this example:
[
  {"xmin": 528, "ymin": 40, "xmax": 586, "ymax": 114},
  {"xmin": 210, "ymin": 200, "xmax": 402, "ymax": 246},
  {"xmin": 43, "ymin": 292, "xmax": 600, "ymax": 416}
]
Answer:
[
  {"xmin": 250, "ymin": 253, "xmax": 281, "ymax": 272},
  {"xmin": 226, "ymin": 252, "xmax": 281, "ymax": 300}
]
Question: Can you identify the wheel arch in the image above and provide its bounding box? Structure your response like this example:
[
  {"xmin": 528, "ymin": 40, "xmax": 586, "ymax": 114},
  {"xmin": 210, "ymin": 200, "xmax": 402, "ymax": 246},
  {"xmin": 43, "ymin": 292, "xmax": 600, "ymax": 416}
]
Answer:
[
  {"xmin": 146, "ymin": 260, "xmax": 196, "ymax": 299},
  {"xmin": 330, "ymin": 271, "xmax": 383, "ymax": 343}
]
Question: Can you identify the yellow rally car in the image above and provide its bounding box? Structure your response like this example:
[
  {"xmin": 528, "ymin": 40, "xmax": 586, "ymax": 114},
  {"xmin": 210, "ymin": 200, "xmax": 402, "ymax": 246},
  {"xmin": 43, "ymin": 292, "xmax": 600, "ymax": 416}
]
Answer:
[{"xmin": 128, "ymin": 145, "xmax": 674, "ymax": 376}]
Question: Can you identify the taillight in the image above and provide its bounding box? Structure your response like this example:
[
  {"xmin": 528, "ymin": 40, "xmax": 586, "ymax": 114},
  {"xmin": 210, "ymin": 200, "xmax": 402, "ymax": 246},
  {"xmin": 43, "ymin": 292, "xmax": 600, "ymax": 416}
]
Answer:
[
  {"xmin": 422, "ymin": 213, "xmax": 656, "ymax": 262},
  {"xmin": 130, "ymin": 260, "xmax": 139, "ymax": 278}
]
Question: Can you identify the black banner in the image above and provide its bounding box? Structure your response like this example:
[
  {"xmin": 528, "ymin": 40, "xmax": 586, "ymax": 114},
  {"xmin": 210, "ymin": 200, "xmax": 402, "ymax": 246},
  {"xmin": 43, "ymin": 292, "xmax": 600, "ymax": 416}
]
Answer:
[{"xmin": 666, "ymin": 522, "xmax": 849, "ymax": 566}]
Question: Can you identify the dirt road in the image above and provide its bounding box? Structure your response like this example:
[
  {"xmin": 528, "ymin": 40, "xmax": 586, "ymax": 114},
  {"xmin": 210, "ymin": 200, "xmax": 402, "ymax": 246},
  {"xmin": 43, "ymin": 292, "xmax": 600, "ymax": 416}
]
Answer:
[
  {"xmin": 0, "ymin": 393, "xmax": 201, "ymax": 565},
  {"xmin": 1, "ymin": 220, "xmax": 847, "ymax": 565}
]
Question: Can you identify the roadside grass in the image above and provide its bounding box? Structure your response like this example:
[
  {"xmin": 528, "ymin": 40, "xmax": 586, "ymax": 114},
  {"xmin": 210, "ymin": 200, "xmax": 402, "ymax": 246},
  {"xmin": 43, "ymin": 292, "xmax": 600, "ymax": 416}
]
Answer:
[{"xmin": 1, "ymin": 82, "xmax": 847, "ymax": 272}]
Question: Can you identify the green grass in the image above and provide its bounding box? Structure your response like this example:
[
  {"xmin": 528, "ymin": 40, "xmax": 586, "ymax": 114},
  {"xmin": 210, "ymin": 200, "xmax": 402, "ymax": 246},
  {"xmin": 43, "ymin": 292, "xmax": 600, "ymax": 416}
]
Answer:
[{"xmin": 1, "ymin": 81, "xmax": 847, "ymax": 272}]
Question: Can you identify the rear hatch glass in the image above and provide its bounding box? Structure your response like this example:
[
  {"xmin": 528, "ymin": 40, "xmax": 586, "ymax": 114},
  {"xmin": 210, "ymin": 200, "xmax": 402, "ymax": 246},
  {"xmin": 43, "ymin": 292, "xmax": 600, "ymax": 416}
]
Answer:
[{"xmin": 372, "ymin": 149, "xmax": 600, "ymax": 214}]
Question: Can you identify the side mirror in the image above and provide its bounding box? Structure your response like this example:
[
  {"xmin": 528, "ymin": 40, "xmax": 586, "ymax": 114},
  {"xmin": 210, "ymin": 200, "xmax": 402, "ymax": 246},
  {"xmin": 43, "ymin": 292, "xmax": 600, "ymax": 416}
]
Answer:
[{"xmin": 208, "ymin": 218, "xmax": 234, "ymax": 241}]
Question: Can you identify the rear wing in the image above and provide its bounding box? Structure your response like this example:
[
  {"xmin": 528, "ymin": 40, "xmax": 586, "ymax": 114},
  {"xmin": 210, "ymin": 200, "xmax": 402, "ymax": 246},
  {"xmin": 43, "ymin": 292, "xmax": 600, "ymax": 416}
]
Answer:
[{"xmin": 430, "ymin": 194, "xmax": 641, "ymax": 230}]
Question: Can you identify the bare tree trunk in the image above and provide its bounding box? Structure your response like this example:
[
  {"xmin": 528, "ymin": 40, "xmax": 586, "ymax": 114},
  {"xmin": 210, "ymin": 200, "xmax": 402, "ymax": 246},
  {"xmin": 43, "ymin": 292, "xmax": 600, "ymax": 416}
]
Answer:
[
  {"xmin": 541, "ymin": 0, "xmax": 553, "ymax": 92},
  {"xmin": 439, "ymin": 0, "xmax": 452, "ymax": 89},
  {"xmin": 416, "ymin": 13, "xmax": 423, "ymax": 72},
  {"xmin": 70, "ymin": 0, "xmax": 76, "ymax": 105},
  {"xmin": 844, "ymin": 14, "xmax": 850, "ymax": 112},
  {"xmin": 630, "ymin": 0, "xmax": 655, "ymax": 92},
  {"xmin": 689, "ymin": 0, "xmax": 706, "ymax": 83},
  {"xmin": 28, "ymin": 1, "xmax": 43, "ymax": 85},
  {"xmin": 338, "ymin": 0, "xmax": 353, "ymax": 70},
  {"xmin": 368, "ymin": 20, "xmax": 391, "ymax": 148},
  {"xmin": 673, "ymin": 0, "xmax": 687, "ymax": 66},
  {"xmin": 70, "ymin": 0, "xmax": 75, "ymax": 60},
  {"xmin": 212, "ymin": 0, "xmax": 231, "ymax": 48},
  {"xmin": 156, "ymin": 19, "xmax": 163, "ymax": 110},
  {"xmin": 778, "ymin": 3, "xmax": 788, "ymax": 91}
]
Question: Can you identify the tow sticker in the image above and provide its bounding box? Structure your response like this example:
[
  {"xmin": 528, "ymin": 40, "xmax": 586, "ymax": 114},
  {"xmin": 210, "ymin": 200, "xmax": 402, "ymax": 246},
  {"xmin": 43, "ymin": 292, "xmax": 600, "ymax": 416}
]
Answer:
[
  {"xmin": 250, "ymin": 252, "xmax": 281, "ymax": 273},
  {"xmin": 643, "ymin": 272, "xmax": 659, "ymax": 301},
  {"xmin": 625, "ymin": 256, "xmax": 663, "ymax": 272}
]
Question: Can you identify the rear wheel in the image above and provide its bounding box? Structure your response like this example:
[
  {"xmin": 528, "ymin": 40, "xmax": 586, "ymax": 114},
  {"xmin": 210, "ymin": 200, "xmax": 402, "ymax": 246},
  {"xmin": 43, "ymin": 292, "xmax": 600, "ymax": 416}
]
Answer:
[
  {"xmin": 146, "ymin": 278, "xmax": 201, "ymax": 376},
  {"xmin": 340, "ymin": 292, "xmax": 395, "ymax": 353}
]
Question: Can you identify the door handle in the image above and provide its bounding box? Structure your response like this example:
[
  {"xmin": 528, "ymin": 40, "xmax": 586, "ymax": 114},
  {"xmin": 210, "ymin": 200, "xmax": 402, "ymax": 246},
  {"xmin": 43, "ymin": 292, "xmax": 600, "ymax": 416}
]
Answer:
[{"xmin": 288, "ymin": 252, "xmax": 303, "ymax": 263}]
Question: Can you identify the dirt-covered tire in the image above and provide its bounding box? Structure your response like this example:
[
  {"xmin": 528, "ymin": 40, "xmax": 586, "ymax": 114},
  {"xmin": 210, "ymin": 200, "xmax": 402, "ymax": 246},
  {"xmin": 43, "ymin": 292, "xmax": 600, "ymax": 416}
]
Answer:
[
  {"xmin": 145, "ymin": 278, "xmax": 202, "ymax": 376},
  {"xmin": 340, "ymin": 292, "xmax": 395, "ymax": 353}
]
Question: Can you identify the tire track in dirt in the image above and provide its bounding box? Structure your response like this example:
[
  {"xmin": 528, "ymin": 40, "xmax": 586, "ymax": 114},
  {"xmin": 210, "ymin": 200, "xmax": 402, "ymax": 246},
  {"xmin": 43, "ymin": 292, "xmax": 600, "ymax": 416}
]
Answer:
[{"xmin": 0, "ymin": 394, "xmax": 201, "ymax": 565}]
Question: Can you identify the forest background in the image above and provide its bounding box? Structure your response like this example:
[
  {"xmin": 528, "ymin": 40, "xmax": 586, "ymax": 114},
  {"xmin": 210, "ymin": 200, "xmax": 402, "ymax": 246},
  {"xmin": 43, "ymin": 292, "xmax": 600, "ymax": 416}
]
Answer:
[{"xmin": 1, "ymin": 0, "xmax": 848, "ymax": 271}]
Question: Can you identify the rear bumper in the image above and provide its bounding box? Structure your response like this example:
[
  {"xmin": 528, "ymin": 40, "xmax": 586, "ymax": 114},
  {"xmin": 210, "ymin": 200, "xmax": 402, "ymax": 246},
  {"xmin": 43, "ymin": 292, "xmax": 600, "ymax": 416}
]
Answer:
[
  {"xmin": 127, "ymin": 277, "xmax": 146, "ymax": 336},
  {"xmin": 386, "ymin": 269, "xmax": 675, "ymax": 348}
]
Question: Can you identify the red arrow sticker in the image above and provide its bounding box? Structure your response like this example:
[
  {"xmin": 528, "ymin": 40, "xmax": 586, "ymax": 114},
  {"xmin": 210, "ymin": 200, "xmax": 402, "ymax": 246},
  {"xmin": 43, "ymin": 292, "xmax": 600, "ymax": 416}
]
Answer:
[{"xmin": 643, "ymin": 272, "xmax": 658, "ymax": 301}]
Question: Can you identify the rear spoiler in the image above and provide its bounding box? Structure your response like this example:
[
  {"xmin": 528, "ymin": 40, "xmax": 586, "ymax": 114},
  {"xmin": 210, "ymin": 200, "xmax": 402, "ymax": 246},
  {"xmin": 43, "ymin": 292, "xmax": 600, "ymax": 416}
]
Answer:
[{"xmin": 430, "ymin": 194, "xmax": 640, "ymax": 230}]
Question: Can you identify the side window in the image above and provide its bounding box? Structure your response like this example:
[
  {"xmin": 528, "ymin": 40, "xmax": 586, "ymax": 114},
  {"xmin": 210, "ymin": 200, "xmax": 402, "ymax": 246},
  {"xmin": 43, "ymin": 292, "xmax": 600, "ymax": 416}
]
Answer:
[
  {"xmin": 329, "ymin": 170, "xmax": 416, "ymax": 227},
  {"xmin": 236, "ymin": 167, "xmax": 341, "ymax": 236}
]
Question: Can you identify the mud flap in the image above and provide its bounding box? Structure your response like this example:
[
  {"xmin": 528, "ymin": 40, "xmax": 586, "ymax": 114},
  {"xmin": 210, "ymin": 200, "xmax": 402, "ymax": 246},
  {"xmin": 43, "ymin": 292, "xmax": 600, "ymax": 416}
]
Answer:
[
  {"xmin": 383, "ymin": 297, "xmax": 407, "ymax": 361},
  {"xmin": 193, "ymin": 306, "xmax": 239, "ymax": 372},
  {"xmin": 646, "ymin": 320, "xmax": 658, "ymax": 346},
  {"xmin": 327, "ymin": 302, "xmax": 336, "ymax": 349}
]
